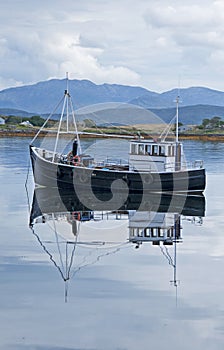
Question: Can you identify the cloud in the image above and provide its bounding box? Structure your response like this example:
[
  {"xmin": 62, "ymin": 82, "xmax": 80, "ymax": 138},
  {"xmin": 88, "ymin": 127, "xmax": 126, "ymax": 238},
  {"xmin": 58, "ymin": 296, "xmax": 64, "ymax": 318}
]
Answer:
[
  {"xmin": 0, "ymin": 1, "xmax": 142, "ymax": 90},
  {"xmin": 145, "ymin": 4, "xmax": 218, "ymax": 29},
  {"xmin": 1, "ymin": 0, "xmax": 224, "ymax": 91}
]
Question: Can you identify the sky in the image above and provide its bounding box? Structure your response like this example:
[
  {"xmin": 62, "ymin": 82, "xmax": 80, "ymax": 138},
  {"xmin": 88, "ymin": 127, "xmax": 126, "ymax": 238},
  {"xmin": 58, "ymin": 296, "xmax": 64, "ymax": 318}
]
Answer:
[{"xmin": 1, "ymin": 0, "xmax": 224, "ymax": 92}]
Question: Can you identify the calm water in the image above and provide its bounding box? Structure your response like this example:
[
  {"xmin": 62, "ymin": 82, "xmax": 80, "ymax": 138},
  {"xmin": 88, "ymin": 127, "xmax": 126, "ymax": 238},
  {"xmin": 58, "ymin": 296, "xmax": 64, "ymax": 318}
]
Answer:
[{"xmin": 0, "ymin": 137, "xmax": 224, "ymax": 350}]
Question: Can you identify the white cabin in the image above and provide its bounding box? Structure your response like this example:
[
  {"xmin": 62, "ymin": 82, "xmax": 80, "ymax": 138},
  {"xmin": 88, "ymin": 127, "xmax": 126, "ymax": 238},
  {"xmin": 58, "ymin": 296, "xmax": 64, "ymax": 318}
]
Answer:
[{"xmin": 129, "ymin": 139, "xmax": 182, "ymax": 172}]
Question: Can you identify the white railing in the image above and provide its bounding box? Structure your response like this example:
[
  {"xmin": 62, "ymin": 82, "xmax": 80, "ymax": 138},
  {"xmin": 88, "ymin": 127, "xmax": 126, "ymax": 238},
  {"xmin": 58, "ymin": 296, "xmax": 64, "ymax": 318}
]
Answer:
[
  {"xmin": 93, "ymin": 157, "xmax": 129, "ymax": 169},
  {"xmin": 165, "ymin": 160, "xmax": 204, "ymax": 171}
]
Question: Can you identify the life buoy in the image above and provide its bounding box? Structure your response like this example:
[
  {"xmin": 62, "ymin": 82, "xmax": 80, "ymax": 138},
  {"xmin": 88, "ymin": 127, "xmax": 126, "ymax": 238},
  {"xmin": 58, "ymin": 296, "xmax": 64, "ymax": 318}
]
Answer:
[
  {"xmin": 72, "ymin": 211, "xmax": 81, "ymax": 221},
  {"xmin": 72, "ymin": 155, "xmax": 81, "ymax": 166}
]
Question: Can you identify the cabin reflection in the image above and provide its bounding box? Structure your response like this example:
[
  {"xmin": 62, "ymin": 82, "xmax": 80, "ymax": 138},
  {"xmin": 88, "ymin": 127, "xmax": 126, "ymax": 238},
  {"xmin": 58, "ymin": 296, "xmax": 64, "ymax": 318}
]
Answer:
[{"xmin": 129, "ymin": 211, "xmax": 182, "ymax": 248}]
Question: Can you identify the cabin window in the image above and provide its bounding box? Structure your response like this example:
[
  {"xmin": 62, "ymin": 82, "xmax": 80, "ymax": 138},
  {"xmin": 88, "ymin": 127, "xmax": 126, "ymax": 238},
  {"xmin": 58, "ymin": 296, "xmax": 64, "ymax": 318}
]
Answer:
[
  {"xmin": 138, "ymin": 229, "xmax": 144, "ymax": 237},
  {"xmin": 151, "ymin": 228, "xmax": 157, "ymax": 237},
  {"xmin": 130, "ymin": 228, "xmax": 134, "ymax": 237},
  {"xmin": 145, "ymin": 145, "xmax": 151, "ymax": 155},
  {"xmin": 138, "ymin": 144, "xmax": 144, "ymax": 155},
  {"xmin": 167, "ymin": 228, "xmax": 174, "ymax": 238},
  {"xmin": 158, "ymin": 228, "xmax": 164, "ymax": 237},
  {"xmin": 144, "ymin": 228, "xmax": 151, "ymax": 237},
  {"xmin": 152, "ymin": 145, "xmax": 158, "ymax": 155},
  {"xmin": 168, "ymin": 145, "xmax": 175, "ymax": 157},
  {"xmin": 159, "ymin": 146, "xmax": 165, "ymax": 156},
  {"xmin": 131, "ymin": 144, "xmax": 137, "ymax": 154},
  {"xmin": 159, "ymin": 228, "xmax": 166, "ymax": 237}
]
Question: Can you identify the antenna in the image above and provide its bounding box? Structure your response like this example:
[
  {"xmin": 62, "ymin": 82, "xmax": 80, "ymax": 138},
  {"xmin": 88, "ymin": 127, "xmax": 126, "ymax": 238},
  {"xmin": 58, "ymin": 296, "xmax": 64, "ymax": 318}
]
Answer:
[
  {"xmin": 174, "ymin": 75, "xmax": 182, "ymax": 144},
  {"xmin": 66, "ymin": 71, "xmax": 69, "ymax": 92},
  {"xmin": 66, "ymin": 72, "xmax": 69, "ymax": 133}
]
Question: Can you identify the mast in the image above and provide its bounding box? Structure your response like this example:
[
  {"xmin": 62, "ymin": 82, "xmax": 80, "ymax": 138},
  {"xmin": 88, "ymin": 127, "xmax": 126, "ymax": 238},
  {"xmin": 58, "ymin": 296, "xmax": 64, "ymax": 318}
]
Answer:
[
  {"xmin": 175, "ymin": 94, "xmax": 181, "ymax": 170},
  {"xmin": 53, "ymin": 92, "xmax": 67, "ymax": 161},
  {"xmin": 52, "ymin": 73, "xmax": 82, "ymax": 161}
]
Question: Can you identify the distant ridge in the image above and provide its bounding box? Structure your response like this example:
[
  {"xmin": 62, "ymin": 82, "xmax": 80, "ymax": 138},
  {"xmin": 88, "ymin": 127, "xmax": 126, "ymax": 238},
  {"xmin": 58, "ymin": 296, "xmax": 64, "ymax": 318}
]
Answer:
[
  {"xmin": 149, "ymin": 104, "xmax": 224, "ymax": 125},
  {"xmin": 1, "ymin": 78, "xmax": 224, "ymax": 124},
  {"xmin": 0, "ymin": 108, "xmax": 34, "ymax": 117},
  {"xmin": 129, "ymin": 86, "xmax": 224, "ymax": 108},
  {"xmin": 0, "ymin": 79, "xmax": 150, "ymax": 114}
]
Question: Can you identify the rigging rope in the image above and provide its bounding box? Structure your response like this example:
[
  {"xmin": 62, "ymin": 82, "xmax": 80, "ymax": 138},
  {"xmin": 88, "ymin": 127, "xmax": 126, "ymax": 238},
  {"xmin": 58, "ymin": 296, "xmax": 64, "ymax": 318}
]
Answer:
[
  {"xmin": 66, "ymin": 221, "xmax": 80, "ymax": 279},
  {"xmin": 52, "ymin": 213, "xmax": 66, "ymax": 275},
  {"xmin": 77, "ymin": 103, "xmax": 154, "ymax": 138},
  {"xmin": 71, "ymin": 241, "xmax": 129, "ymax": 279},
  {"xmin": 159, "ymin": 245, "xmax": 175, "ymax": 267},
  {"xmin": 30, "ymin": 225, "xmax": 67, "ymax": 281},
  {"xmin": 30, "ymin": 95, "xmax": 65, "ymax": 145}
]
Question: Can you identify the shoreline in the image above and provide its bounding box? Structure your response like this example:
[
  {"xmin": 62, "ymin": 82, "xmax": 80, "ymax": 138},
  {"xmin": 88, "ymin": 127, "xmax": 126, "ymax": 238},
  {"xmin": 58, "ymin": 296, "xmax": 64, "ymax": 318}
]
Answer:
[
  {"xmin": 1, "ymin": 129, "xmax": 224, "ymax": 141},
  {"xmin": 179, "ymin": 133, "xmax": 224, "ymax": 141}
]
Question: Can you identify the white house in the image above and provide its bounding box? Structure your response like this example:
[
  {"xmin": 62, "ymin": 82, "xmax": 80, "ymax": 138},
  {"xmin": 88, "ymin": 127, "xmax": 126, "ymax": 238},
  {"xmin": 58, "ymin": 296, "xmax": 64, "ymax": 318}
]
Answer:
[
  {"xmin": 20, "ymin": 120, "xmax": 33, "ymax": 127},
  {"xmin": 178, "ymin": 125, "xmax": 192, "ymax": 132},
  {"xmin": 0, "ymin": 116, "xmax": 5, "ymax": 125}
]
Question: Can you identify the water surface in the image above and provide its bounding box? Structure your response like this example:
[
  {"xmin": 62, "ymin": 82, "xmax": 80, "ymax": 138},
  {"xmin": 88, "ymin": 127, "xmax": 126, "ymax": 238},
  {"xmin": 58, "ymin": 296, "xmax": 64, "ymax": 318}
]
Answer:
[{"xmin": 0, "ymin": 137, "xmax": 224, "ymax": 350}]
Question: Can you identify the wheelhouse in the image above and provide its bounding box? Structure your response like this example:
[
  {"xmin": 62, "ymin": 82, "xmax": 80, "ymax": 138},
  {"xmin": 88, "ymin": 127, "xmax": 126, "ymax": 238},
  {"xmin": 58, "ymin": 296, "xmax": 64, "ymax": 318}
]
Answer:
[{"xmin": 129, "ymin": 139, "xmax": 183, "ymax": 172}]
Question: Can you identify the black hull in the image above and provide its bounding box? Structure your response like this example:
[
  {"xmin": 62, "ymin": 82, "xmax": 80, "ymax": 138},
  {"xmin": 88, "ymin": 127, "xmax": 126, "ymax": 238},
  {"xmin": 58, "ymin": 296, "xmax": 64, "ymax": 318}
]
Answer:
[{"xmin": 30, "ymin": 146, "xmax": 206, "ymax": 194}]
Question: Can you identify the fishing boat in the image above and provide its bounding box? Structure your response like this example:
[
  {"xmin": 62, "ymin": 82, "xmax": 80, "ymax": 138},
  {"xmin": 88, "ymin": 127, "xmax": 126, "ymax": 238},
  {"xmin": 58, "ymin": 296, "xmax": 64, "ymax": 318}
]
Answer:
[{"xmin": 29, "ymin": 76, "xmax": 206, "ymax": 193}]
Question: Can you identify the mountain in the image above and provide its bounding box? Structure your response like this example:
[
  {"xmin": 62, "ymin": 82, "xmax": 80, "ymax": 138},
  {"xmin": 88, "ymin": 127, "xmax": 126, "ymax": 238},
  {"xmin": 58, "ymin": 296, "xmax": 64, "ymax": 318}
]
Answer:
[
  {"xmin": 0, "ymin": 79, "xmax": 151, "ymax": 114},
  {"xmin": 0, "ymin": 108, "xmax": 34, "ymax": 117},
  {"xmin": 130, "ymin": 87, "xmax": 224, "ymax": 108},
  {"xmin": 1, "ymin": 78, "xmax": 224, "ymax": 125}
]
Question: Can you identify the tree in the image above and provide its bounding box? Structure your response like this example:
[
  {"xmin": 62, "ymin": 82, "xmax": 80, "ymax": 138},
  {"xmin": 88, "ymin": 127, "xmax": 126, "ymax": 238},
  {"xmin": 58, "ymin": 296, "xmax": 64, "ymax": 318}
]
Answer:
[
  {"xmin": 210, "ymin": 116, "xmax": 221, "ymax": 128},
  {"xmin": 202, "ymin": 118, "xmax": 210, "ymax": 128},
  {"xmin": 5, "ymin": 115, "xmax": 21, "ymax": 124},
  {"xmin": 30, "ymin": 115, "xmax": 46, "ymax": 126}
]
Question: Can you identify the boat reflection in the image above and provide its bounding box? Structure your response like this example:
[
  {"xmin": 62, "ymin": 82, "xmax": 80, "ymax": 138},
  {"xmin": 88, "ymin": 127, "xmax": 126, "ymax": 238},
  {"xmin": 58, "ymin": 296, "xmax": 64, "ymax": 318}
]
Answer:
[{"xmin": 29, "ymin": 187, "xmax": 205, "ymax": 301}]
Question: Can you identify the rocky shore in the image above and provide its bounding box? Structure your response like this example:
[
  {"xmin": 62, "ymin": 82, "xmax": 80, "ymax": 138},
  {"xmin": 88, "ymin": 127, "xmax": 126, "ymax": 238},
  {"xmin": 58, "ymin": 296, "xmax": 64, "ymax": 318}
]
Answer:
[{"xmin": 0, "ymin": 129, "xmax": 47, "ymax": 137}]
